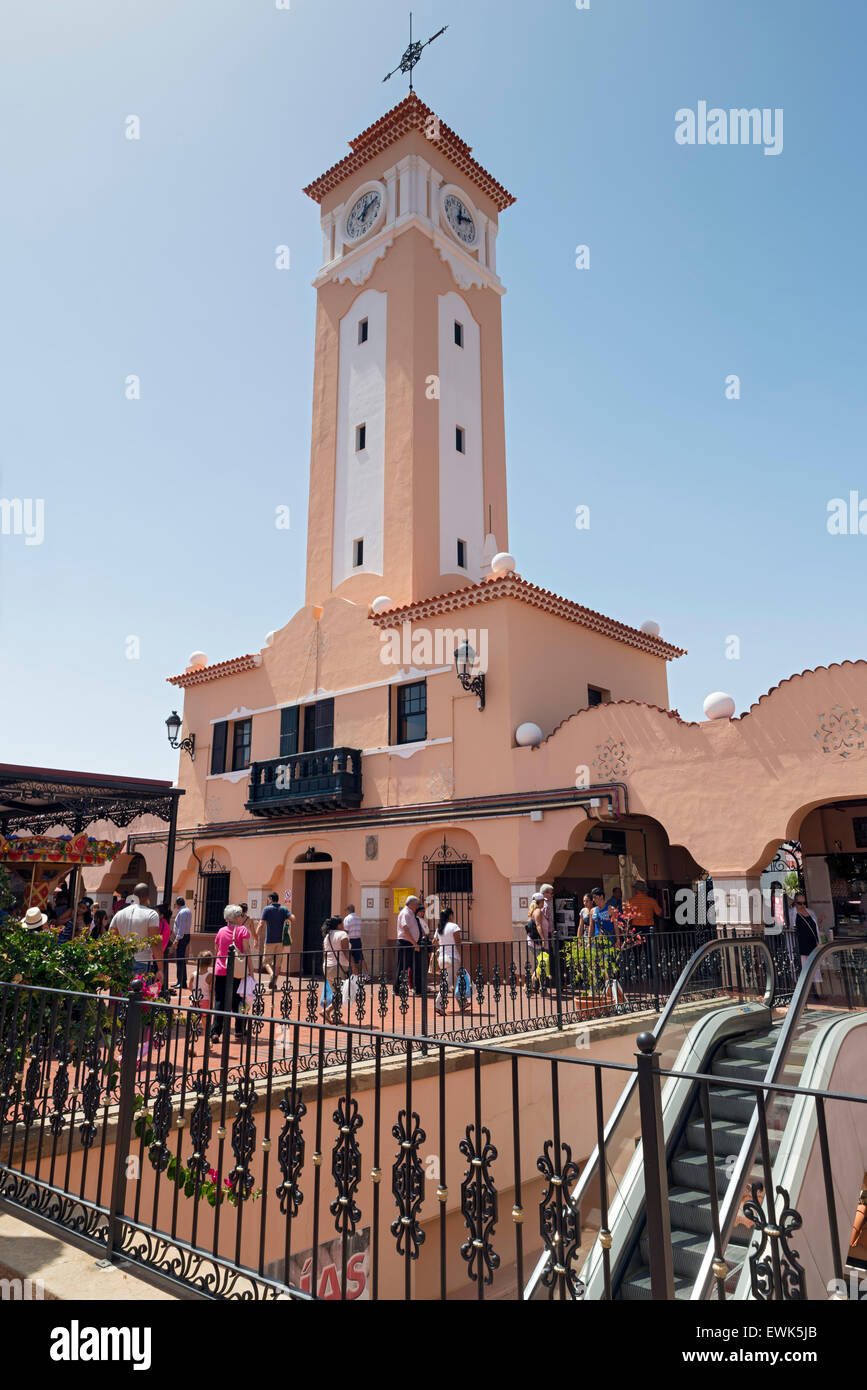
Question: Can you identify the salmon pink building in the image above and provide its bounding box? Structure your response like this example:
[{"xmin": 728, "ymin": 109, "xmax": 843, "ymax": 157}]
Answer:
[{"xmin": 125, "ymin": 95, "xmax": 867, "ymax": 961}]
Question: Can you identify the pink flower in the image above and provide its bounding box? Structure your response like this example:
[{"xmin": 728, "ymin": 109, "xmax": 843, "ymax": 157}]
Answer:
[{"xmin": 207, "ymin": 1167, "xmax": 218, "ymax": 1183}]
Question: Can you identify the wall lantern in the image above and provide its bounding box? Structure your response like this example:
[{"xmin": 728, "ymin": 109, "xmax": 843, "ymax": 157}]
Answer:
[
  {"xmin": 454, "ymin": 641, "xmax": 486, "ymax": 710},
  {"xmin": 165, "ymin": 710, "xmax": 196, "ymax": 760}
]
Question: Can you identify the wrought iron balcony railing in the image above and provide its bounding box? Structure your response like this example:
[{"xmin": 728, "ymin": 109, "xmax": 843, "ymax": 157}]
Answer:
[{"xmin": 246, "ymin": 748, "xmax": 362, "ymax": 817}]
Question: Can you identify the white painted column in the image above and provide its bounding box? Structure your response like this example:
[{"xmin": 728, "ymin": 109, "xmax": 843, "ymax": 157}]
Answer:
[
  {"xmin": 383, "ymin": 166, "xmax": 398, "ymax": 225},
  {"xmin": 322, "ymin": 211, "xmax": 338, "ymax": 266},
  {"xmin": 486, "ymin": 220, "xmax": 498, "ymax": 274},
  {"xmin": 476, "ymin": 213, "xmax": 489, "ymax": 270}
]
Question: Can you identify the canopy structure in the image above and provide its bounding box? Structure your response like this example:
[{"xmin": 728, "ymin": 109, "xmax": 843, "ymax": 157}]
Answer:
[{"xmin": 0, "ymin": 764, "xmax": 183, "ymax": 909}]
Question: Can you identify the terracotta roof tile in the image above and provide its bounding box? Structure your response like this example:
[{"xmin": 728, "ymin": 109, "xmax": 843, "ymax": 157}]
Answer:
[
  {"xmin": 369, "ymin": 573, "xmax": 686, "ymax": 661},
  {"xmin": 167, "ymin": 655, "xmax": 260, "ymax": 688},
  {"xmin": 304, "ymin": 93, "xmax": 516, "ymax": 211}
]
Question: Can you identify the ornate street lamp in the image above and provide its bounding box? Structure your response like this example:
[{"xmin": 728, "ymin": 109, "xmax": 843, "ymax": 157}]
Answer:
[
  {"xmin": 165, "ymin": 710, "xmax": 195, "ymax": 760},
  {"xmin": 454, "ymin": 641, "xmax": 486, "ymax": 710}
]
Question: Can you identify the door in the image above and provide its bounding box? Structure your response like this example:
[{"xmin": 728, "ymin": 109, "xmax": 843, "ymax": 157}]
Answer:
[{"xmin": 302, "ymin": 869, "xmax": 333, "ymax": 975}]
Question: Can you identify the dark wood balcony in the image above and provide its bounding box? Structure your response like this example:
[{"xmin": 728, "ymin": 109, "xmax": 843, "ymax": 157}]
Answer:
[{"xmin": 246, "ymin": 748, "xmax": 363, "ymax": 817}]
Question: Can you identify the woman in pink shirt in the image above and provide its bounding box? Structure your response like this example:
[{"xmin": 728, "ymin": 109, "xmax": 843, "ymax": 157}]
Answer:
[{"xmin": 210, "ymin": 905, "xmax": 252, "ymax": 1042}]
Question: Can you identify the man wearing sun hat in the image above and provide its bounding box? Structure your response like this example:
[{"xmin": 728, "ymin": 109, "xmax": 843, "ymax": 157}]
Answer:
[{"xmin": 22, "ymin": 906, "xmax": 49, "ymax": 930}]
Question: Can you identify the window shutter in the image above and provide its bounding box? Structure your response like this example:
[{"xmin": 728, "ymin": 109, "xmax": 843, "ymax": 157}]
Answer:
[
  {"xmin": 280, "ymin": 706, "xmax": 299, "ymax": 758},
  {"xmin": 316, "ymin": 698, "xmax": 334, "ymax": 750},
  {"xmin": 210, "ymin": 721, "xmax": 228, "ymax": 775}
]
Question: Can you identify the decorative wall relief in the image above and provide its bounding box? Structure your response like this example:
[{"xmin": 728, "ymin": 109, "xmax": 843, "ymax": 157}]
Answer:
[
  {"xmin": 592, "ymin": 739, "xmax": 632, "ymax": 780},
  {"xmin": 814, "ymin": 707, "xmax": 866, "ymax": 759}
]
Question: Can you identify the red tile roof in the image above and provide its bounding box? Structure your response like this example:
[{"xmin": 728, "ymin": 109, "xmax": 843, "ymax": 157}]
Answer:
[
  {"xmin": 304, "ymin": 93, "xmax": 516, "ymax": 212},
  {"xmin": 369, "ymin": 573, "xmax": 686, "ymax": 661},
  {"xmin": 167, "ymin": 655, "xmax": 260, "ymax": 688}
]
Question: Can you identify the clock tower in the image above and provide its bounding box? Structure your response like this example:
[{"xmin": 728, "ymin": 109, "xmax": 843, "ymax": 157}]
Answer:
[{"xmin": 303, "ymin": 94, "xmax": 515, "ymax": 610}]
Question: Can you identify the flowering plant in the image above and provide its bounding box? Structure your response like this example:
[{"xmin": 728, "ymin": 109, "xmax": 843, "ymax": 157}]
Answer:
[{"xmin": 132, "ymin": 1096, "xmax": 262, "ymax": 1208}]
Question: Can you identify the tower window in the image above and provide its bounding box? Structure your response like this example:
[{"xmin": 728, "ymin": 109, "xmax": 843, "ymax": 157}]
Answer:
[
  {"xmin": 457, "ymin": 539, "xmax": 467, "ymax": 569},
  {"xmin": 455, "ymin": 426, "xmax": 466, "ymax": 454},
  {"xmin": 353, "ymin": 538, "xmax": 364, "ymax": 568},
  {"xmin": 454, "ymin": 320, "xmax": 464, "ymax": 348},
  {"xmin": 356, "ymin": 423, "xmax": 367, "ymax": 452},
  {"xmin": 587, "ymin": 686, "xmax": 610, "ymax": 708},
  {"xmin": 358, "ymin": 317, "xmax": 369, "ymax": 345}
]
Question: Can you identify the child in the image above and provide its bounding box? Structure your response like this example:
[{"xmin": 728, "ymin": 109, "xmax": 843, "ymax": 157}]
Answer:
[{"xmin": 191, "ymin": 951, "xmax": 214, "ymax": 1008}]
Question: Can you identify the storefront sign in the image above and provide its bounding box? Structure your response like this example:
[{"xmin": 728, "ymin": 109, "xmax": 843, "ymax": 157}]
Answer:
[{"xmin": 286, "ymin": 1229, "xmax": 370, "ymax": 1300}]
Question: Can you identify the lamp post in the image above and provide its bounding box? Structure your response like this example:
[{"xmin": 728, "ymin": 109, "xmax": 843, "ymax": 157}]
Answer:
[
  {"xmin": 165, "ymin": 711, "xmax": 195, "ymax": 760},
  {"xmin": 454, "ymin": 641, "xmax": 486, "ymax": 710}
]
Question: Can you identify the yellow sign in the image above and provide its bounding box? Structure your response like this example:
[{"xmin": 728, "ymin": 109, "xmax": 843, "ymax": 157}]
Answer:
[{"xmin": 393, "ymin": 888, "xmax": 417, "ymax": 914}]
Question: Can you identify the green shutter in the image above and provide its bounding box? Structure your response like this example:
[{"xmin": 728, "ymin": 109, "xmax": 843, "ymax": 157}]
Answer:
[
  {"xmin": 210, "ymin": 720, "xmax": 228, "ymax": 775},
  {"xmin": 279, "ymin": 706, "xmax": 299, "ymax": 758}
]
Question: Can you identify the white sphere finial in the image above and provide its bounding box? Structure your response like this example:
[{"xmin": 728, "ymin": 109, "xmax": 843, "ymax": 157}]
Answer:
[
  {"xmin": 640, "ymin": 620, "xmax": 660, "ymax": 638},
  {"xmin": 703, "ymin": 691, "xmax": 736, "ymax": 721},
  {"xmin": 515, "ymin": 722, "xmax": 543, "ymax": 747},
  {"xmin": 370, "ymin": 595, "xmax": 394, "ymax": 615},
  {"xmin": 188, "ymin": 651, "xmax": 207, "ymax": 671},
  {"xmin": 491, "ymin": 552, "xmax": 516, "ymax": 575},
  {"xmin": 265, "ymin": 631, "xmax": 276, "ymax": 648}
]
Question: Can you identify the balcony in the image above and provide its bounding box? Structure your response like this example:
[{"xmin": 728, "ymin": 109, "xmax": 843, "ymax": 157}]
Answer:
[{"xmin": 246, "ymin": 748, "xmax": 363, "ymax": 817}]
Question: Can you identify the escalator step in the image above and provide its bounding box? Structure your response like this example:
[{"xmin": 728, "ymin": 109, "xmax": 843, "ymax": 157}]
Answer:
[
  {"xmin": 670, "ymin": 1148, "xmax": 731, "ymax": 1194},
  {"xmin": 685, "ymin": 1116, "xmax": 747, "ymax": 1157},
  {"xmin": 618, "ymin": 1267, "xmax": 694, "ymax": 1301},
  {"xmin": 705, "ymin": 1086, "xmax": 758, "ymax": 1123}
]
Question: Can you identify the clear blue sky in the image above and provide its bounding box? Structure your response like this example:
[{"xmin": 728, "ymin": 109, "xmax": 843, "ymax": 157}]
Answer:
[{"xmin": 2, "ymin": 0, "xmax": 864, "ymax": 780}]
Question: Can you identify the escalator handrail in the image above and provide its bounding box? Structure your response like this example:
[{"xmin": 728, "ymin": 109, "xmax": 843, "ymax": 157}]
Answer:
[
  {"xmin": 689, "ymin": 934, "xmax": 867, "ymax": 1301},
  {"xmin": 523, "ymin": 932, "xmax": 776, "ymax": 1298}
]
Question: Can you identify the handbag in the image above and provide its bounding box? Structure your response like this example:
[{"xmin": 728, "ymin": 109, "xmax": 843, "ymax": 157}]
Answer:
[{"xmin": 526, "ymin": 915, "xmax": 541, "ymax": 943}]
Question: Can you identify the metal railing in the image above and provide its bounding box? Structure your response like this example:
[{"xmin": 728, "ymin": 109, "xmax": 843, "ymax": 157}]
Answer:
[
  {"xmin": 174, "ymin": 929, "xmax": 784, "ymax": 1064},
  {"xmin": 0, "ymin": 954, "xmax": 863, "ymax": 1302}
]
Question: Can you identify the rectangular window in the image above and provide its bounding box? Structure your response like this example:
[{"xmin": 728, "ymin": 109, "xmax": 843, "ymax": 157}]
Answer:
[
  {"xmin": 454, "ymin": 320, "xmax": 464, "ymax": 348},
  {"xmin": 210, "ymin": 720, "xmax": 228, "ymax": 776},
  {"xmin": 232, "ymin": 718, "xmax": 252, "ymax": 772},
  {"xmin": 279, "ymin": 706, "xmax": 299, "ymax": 758},
  {"xmin": 456, "ymin": 538, "xmax": 467, "ymax": 569},
  {"xmin": 356, "ymin": 423, "xmax": 367, "ymax": 452},
  {"xmin": 396, "ymin": 681, "xmax": 427, "ymax": 745},
  {"xmin": 303, "ymin": 697, "xmax": 335, "ymax": 752},
  {"xmin": 353, "ymin": 538, "xmax": 364, "ymax": 567},
  {"xmin": 358, "ymin": 317, "xmax": 369, "ymax": 345},
  {"xmin": 587, "ymin": 686, "xmax": 610, "ymax": 708},
  {"xmin": 455, "ymin": 426, "xmax": 466, "ymax": 454}
]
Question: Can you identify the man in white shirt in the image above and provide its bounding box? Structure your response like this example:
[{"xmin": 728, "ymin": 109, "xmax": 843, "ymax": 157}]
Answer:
[
  {"xmin": 172, "ymin": 896, "xmax": 193, "ymax": 991},
  {"xmin": 395, "ymin": 894, "xmax": 428, "ymax": 994},
  {"xmin": 343, "ymin": 903, "xmax": 365, "ymax": 976},
  {"xmin": 110, "ymin": 882, "xmax": 163, "ymax": 988}
]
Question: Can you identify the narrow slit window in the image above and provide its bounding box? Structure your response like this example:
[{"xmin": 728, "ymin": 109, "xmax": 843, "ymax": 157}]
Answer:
[
  {"xmin": 457, "ymin": 538, "xmax": 467, "ymax": 569},
  {"xmin": 358, "ymin": 317, "xmax": 369, "ymax": 345},
  {"xmin": 356, "ymin": 423, "xmax": 367, "ymax": 452},
  {"xmin": 353, "ymin": 538, "xmax": 364, "ymax": 568},
  {"xmin": 455, "ymin": 426, "xmax": 466, "ymax": 454},
  {"xmin": 454, "ymin": 320, "xmax": 464, "ymax": 348}
]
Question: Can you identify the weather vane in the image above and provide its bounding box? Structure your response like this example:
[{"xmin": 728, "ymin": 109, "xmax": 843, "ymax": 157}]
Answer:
[{"xmin": 383, "ymin": 13, "xmax": 448, "ymax": 93}]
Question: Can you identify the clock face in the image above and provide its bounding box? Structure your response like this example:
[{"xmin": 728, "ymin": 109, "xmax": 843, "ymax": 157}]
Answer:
[
  {"xmin": 345, "ymin": 189, "xmax": 383, "ymax": 241},
  {"xmin": 443, "ymin": 193, "xmax": 477, "ymax": 247}
]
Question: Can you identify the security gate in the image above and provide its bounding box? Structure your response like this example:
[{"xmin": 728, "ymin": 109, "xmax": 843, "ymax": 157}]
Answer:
[{"xmin": 422, "ymin": 838, "xmax": 473, "ymax": 939}]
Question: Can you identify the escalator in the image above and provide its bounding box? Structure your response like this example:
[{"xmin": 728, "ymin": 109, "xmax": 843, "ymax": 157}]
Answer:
[{"xmin": 524, "ymin": 935, "xmax": 867, "ymax": 1301}]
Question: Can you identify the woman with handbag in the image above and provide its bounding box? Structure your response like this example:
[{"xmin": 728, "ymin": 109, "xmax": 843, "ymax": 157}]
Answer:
[
  {"xmin": 321, "ymin": 915, "xmax": 352, "ymax": 1023},
  {"xmin": 210, "ymin": 905, "xmax": 253, "ymax": 1042}
]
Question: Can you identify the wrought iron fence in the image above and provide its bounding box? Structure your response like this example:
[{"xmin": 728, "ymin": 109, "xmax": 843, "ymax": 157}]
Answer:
[
  {"xmin": 171, "ymin": 928, "xmax": 798, "ymax": 1066},
  {"xmin": 0, "ymin": 954, "xmax": 863, "ymax": 1302}
]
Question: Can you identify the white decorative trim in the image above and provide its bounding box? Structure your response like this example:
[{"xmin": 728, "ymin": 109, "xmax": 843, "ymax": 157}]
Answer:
[
  {"xmin": 205, "ymin": 769, "xmax": 250, "ymax": 785},
  {"xmin": 333, "ymin": 237, "xmax": 392, "ymax": 287},
  {"xmin": 207, "ymin": 668, "xmax": 453, "ymax": 725},
  {"xmin": 361, "ymin": 736, "xmax": 453, "ymax": 759},
  {"xmin": 436, "ymin": 242, "xmax": 488, "ymax": 292}
]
